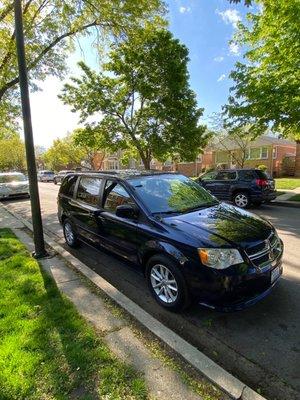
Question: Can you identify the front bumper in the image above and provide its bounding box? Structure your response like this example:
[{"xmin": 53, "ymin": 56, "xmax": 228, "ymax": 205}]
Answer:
[
  {"xmin": 252, "ymin": 191, "xmax": 276, "ymax": 202},
  {"xmin": 0, "ymin": 191, "xmax": 29, "ymax": 200},
  {"xmin": 187, "ymin": 257, "xmax": 283, "ymax": 312}
]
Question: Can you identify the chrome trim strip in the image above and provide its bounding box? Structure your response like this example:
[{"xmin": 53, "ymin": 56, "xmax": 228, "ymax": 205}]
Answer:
[{"xmin": 247, "ymin": 237, "xmax": 280, "ymax": 261}]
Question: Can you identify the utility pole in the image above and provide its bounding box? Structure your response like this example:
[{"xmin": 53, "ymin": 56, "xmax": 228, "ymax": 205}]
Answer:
[{"xmin": 14, "ymin": 0, "xmax": 47, "ymax": 258}]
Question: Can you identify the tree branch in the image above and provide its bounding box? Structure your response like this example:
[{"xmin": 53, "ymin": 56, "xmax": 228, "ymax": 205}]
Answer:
[
  {"xmin": 0, "ymin": 2, "xmax": 14, "ymax": 22},
  {"xmin": 0, "ymin": 20, "xmax": 99, "ymax": 101}
]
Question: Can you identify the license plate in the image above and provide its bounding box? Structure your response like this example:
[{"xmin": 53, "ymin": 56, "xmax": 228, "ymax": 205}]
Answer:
[{"xmin": 271, "ymin": 266, "xmax": 280, "ymax": 283}]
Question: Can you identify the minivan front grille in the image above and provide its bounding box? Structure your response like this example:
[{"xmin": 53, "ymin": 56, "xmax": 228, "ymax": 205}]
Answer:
[{"xmin": 245, "ymin": 232, "xmax": 282, "ymax": 268}]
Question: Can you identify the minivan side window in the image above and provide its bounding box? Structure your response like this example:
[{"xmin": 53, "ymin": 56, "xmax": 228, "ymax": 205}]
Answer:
[
  {"xmin": 103, "ymin": 181, "xmax": 134, "ymax": 213},
  {"xmin": 60, "ymin": 175, "xmax": 78, "ymax": 197},
  {"xmin": 76, "ymin": 177, "xmax": 102, "ymax": 206}
]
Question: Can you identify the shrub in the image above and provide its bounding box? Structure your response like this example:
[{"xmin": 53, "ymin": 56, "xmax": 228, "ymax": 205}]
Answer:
[{"xmin": 257, "ymin": 164, "xmax": 268, "ymax": 171}]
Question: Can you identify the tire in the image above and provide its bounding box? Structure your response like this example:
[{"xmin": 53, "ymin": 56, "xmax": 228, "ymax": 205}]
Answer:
[
  {"xmin": 63, "ymin": 219, "xmax": 79, "ymax": 248},
  {"xmin": 146, "ymin": 254, "xmax": 191, "ymax": 311},
  {"xmin": 233, "ymin": 192, "xmax": 250, "ymax": 209},
  {"xmin": 54, "ymin": 179, "xmax": 57, "ymax": 185}
]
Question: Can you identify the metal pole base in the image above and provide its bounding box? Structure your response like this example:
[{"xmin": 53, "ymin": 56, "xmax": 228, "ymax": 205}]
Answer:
[{"xmin": 32, "ymin": 250, "xmax": 49, "ymax": 259}]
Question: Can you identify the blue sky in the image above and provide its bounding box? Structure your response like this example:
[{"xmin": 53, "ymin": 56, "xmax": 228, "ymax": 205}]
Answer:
[
  {"xmin": 167, "ymin": 0, "xmax": 250, "ymax": 122},
  {"xmin": 30, "ymin": 0, "xmax": 252, "ymax": 147}
]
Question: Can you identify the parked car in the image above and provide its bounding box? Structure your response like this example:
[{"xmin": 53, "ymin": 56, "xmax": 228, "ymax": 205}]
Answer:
[
  {"xmin": 196, "ymin": 169, "xmax": 276, "ymax": 208},
  {"xmin": 37, "ymin": 170, "xmax": 55, "ymax": 182},
  {"xmin": 53, "ymin": 170, "xmax": 74, "ymax": 185},
  {"xmin": 57, "ymin": 171, "xmax": 283, "ymax": 311},
  {"xmin": 0, "ymin": 172, "xmax": 29, "ymax": 199}
]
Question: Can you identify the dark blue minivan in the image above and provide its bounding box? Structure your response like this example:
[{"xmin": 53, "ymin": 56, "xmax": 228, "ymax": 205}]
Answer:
[{"xmin": 58, "ymin": 171, "xmax": 283, "ymax": 311}]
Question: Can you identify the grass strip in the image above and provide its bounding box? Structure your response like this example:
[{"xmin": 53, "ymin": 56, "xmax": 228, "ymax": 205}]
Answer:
[
  {"xmin": 0, "ymin": 228, "xmax": 147, "ymax": 400},
  {"xmin": 288, "ymin": 194, "xmax": 300, "ymax": 202},
  {"xmin": 275, "ymin": 178, "xmax": 300, "ymax": 190}
]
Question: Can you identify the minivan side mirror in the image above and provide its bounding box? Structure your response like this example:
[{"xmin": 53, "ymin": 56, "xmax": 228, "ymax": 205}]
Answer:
[{"xmin": 116, "ymin": 204, "xmax": 138, "ymax": 219}]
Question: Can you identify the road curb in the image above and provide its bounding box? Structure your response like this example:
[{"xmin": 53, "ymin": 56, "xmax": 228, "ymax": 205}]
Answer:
[
  {"xmin": 0, "ymin": 204, "xmax": 267, "ymax": 400},
  {"xmin": 272, "ymin": 200, "xmax": 300, "ymax": 208}
]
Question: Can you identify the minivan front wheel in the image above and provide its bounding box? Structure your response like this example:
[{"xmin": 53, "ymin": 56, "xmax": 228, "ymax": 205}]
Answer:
[
  {"xmin": 233, "ymin": 192, "xmax": 250, "ymax": 208},
  {"xmin": 63, "ymin": 219, "xmax": 79, "ymax": 248},
  {"xmin": 146, "ymin": 255, "xmax": 190, "ymax": 311}
]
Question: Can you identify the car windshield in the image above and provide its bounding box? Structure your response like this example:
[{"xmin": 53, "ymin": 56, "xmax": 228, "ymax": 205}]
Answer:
[
  {"xmin": 128, "ymin": 174, "xmax": 218, "ymax": 214},
  {"xmin": 0, "ymin": 174, "xmax": 27, "ymax": 183}
]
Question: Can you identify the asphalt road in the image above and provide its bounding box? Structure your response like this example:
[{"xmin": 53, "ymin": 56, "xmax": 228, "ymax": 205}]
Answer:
[{"xmin": 2, "ymin": 183, "xmax": 300, "ymax": 400}]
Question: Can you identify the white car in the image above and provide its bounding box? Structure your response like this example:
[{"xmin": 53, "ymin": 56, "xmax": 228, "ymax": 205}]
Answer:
[
  {"xmin": 0, "ymin": 172, "xmax": 30, "ymax": 200},
  {"xmin": 37, "ymin": 170, "xmax": 55, "ymax": 182}
]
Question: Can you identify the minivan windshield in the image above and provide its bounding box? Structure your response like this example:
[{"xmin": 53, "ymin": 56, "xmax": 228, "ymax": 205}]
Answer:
[
  {"xmin": 128, "ymin": 174, "xmax": 219, "ymax": 214},
  {"xmin": 0, "ymin": 174, "xmax": 27, "ymax": 183}
]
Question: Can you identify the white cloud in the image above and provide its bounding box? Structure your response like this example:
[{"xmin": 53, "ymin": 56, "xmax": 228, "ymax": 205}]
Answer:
[
  {"xmin": 216, "ymin": 8, "xmax": 241, "ymax": 28},
  {"xmin": 217, "ymin": 74, "xmax": 226, "ymax": 82},
  {"xmin": 179, "ymin": 6, "xmax": 191, "ymax": 14},
  {"xmin": 229, "ymin": 42, "xmax": 240, "ymax": 55},
  {"xmin": 214, "ymin": 56, "xmax": 224, "ymax": 62}
]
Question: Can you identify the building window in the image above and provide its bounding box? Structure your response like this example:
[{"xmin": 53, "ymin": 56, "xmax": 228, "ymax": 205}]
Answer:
[
  {"xmin": 272, "ymin": 147, "xmax": 278, "ymax": 159},
  {"xmin": 215, "ymin": 151, "xmax": 229, "ymax": 164},
  {"xmin": 261, "ymin": 146, "xmax": 268, "ymax": 159},
  {"xmin": 246, "ymin": 146, "xmax": 268, "ymax": 160},
  {"xmin": 108, "ymin": 159, "xmax": 119, "ymax": 170},
  {"xmin": 129, "ymin": 159, "xmax": 136, "ymax": 169}
]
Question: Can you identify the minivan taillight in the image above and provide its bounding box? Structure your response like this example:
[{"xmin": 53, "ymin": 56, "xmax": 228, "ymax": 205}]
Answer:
[{"xmin": 256, "ymin": 178, "xmax": 268, "ymax": 188}]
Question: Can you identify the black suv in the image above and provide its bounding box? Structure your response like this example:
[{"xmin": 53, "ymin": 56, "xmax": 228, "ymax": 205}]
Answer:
[
  {"xmin": 57, "ymin": 171, "xmax": 283, "ymax": 311},
  {"xmin": 197, "ymin": 169, "xmax": 276, "ymax": 208}
]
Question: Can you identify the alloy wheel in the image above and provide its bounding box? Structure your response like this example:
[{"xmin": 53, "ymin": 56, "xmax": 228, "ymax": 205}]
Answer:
[
  {"xmin": 64, "ymin": 222, "xmax": 75, "ymax": 245},
  {"xmin": 234, "ymin": 193, "xmax": 248, "ymax": 208},
  {"xmin": 150, "ymin": 264, "xmax": 178, "ymax": 304}
]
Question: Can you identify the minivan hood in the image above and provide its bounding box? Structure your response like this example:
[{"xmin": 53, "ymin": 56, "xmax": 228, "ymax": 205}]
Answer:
[{"xmin": 162, "ymin": 203, "xmax": 273, "ymax": 247}]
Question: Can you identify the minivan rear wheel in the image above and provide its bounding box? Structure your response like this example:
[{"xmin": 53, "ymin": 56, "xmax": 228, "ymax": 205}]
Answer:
[
  {"xmin": 146, "ymin": 254, "xmax": 190, "ymax": 311},
  {"xmin": 63, "ymin": 219, "xmax": 79, "ymax": 248},
  {"xmin": 233, "ymin": 192, "xmax": 250, "ymax": 208}
]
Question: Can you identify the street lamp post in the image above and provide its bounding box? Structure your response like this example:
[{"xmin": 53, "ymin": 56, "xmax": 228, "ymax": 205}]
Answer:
[{"xmin": 14, "ymin": 0, "xmax": 47, "ymax": 258}]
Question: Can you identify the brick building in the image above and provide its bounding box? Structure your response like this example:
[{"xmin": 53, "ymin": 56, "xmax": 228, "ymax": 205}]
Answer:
[
  {"xmin": 91, "ymin": 135, "xmax": 296, "ymax": 177},
  {"xmin": 212, "ymin": 135, "xmax": 296, "ymax": 177}
]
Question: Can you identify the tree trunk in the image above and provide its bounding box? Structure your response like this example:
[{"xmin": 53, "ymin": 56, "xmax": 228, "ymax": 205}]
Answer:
[
  {"xmin": 295, "ymin": 141, "xmax": 300, "ymax": 177},
  {"xmin": 143, "ymin": 157, "xmax": 151, "ymax": 170}
]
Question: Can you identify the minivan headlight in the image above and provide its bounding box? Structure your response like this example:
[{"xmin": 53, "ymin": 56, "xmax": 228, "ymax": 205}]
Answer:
[{"xmin": 198, "ymin": 248, "xmax": 243, "ymax": 270}]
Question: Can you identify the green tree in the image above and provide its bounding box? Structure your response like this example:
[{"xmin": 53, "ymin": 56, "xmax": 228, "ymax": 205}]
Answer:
[
  {"xmin": 0, "ymin": 0, "xmax": 164, "ymax": 128},
  {"xmin": 229, "ymin": 0, "xmax": 252, "ymax": 5},
  {"xmin": 41, "ymin": 134, "xmax": 88, "ymax": 171},
  {"xmin": 60, "ymin": 27, "xmax": 207, "ymax": 169},
  {"xmin": 209, "ymin": 113, "xmax": 256, "ymax": 168},
  {"xmin": 224, "ymin": 0, "xmax": 300, "ymax": 174},
  {"xmin": 72, "ymin": 126, "xmax": 124, "ymax": 169},
  {"xmin": 0, "ymin": 135, "xmax": 26, "ymax": 171}
]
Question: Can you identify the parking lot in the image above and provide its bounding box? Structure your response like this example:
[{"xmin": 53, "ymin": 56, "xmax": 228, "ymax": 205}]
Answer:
[{"xmin": 2, "ymin": 182, "xmax": 300, "ymax": 400}]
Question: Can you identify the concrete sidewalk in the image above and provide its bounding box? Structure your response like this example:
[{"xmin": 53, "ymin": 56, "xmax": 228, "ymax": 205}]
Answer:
[
  {"xmin": 0, "ymin": 206, "xmax": 224, "ymax": 400},
  {"xmin": 273, "ymin": 188, "xmax": 300, "ymax": 208}
]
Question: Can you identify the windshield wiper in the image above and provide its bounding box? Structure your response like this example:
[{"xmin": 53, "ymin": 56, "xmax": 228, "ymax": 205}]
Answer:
[{"xmin": 152, "ymin": 210, "xmax": 179, "ymax": 216}]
